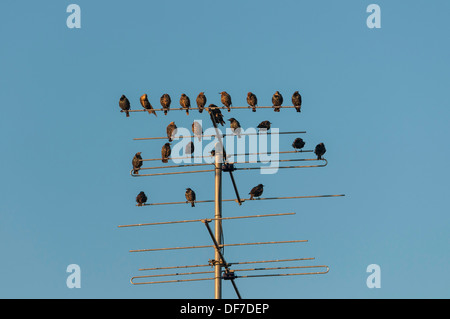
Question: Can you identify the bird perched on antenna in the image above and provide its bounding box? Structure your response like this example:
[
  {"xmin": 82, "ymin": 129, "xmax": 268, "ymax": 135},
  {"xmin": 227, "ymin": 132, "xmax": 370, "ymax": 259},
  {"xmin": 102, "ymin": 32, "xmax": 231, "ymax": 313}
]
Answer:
[
  {"xmin": 292, "ymin": 91, "xmax": 302, "ymax": 113},
  {"xmin": 136, "ymin": 191, "xmax": 147, "ymax": 206},
  {"xmin": 132, "ymin": 152, "xmax": 143, "ymax": 174},
  {"xmin": 166, "ymin": 121, "xmax": 177, "ymax": 142},
  {"xmin": 220, "ymin": 91, "xmax": 232, "ymax": 112},
  {"xmin": 292, "ymin": 138, "xmax": 305, "ymax": 151},
  {"xmin": 207, "ymin": 104, "xmax": 225, "ymax": 126},
  {"xmin": 247, "ymin": 92, "xmax": 257, "ymax": 112},
  {"xmin": 180, "ymin": 93, "xmax": 191, "ymax": 115},
  {"xmin": 140, "ymin": 94, "xmax": 157, "ymax": 116},
  {"xmin": 249, "ymin": 184, "xmax": 264, "ymax": 200},
  {"xmin": 196, "ymin": 92, "xmax": 206, "ymax": 113},
  {"xmin": 272, "ymin": 91, "xmax": 283, "ymax": 112},
  {"xmin": 192, "ymin": 121, "xmax": 203, "ymax": 142},
  {"xmin": 160, "ymin": 93, "xmax": 171, "ymax": 115},
  {"xmin": 119, "ymin": 95, "xmax": 131, "ymax": 117},
  {"xmin": 257, "ymin": 120, "xmax": 271, "ymax": 132},
  {"xmin": 314, "ymin": 143, "xmax": 326, "ymax": 160},
  {"xmin": 161, "ymin": 143, "xmax": 171, "ymax": 163},
  {"xmin": 185, "ymin": 188, "xmax": 196, "ymax": 207},
  {"xmin": 185, "ymin": 141, "xmax": 194, "ymax": 158},
  {"xmin": 228, "ymin": 118, "xmax": 242, "ymax": 138}
]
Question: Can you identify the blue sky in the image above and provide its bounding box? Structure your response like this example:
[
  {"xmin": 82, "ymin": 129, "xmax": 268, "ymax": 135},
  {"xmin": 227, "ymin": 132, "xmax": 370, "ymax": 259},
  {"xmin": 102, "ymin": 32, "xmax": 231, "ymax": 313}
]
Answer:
[{"xmin": 0, "ymin": 0, "xmax": 449, "ymax": 298}]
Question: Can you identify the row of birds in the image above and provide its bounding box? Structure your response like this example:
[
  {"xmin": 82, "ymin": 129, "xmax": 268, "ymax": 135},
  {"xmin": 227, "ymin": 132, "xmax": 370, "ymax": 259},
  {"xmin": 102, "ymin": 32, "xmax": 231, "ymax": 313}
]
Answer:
[
  {"xmin": 119, "ymin": 91, "xmax": 303, "ymax": 117},
  {"xmin": 135, "ymin": 184, "xmax": 266, "ymax": 207},
  {"xmin": 131, "ymin": 139, "xmax": 326, "ymax": 172}
]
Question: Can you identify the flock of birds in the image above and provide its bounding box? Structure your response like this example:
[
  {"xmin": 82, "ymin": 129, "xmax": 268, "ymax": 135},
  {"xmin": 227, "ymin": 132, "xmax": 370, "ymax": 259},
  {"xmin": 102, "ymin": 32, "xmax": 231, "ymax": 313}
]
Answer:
[
  {"xmin": 123, "ymin": 90, "xmax": 327, "ymax": 208},
  {"xmin": 119, "ymin": 91, "xmax": 303, "ymax": 117}
]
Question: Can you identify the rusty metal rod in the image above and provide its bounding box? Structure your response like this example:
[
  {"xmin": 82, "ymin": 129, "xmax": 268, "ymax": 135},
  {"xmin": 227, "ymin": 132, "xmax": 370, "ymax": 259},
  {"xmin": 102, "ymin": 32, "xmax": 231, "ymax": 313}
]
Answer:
[{"xmin": 129, "ymin": 239, "xmax": 308, "ymax": 253}]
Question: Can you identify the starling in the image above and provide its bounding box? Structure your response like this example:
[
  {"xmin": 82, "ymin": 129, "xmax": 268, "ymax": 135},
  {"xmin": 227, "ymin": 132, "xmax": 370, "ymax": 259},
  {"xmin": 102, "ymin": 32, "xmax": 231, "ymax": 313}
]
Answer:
[
  {"xmin": 210, "ymin": 149, "xmax": 215, "ymax": 157},
  {"xmin": 185, "ymin": 188, "xmax": 196, "ymax": 207},
  {"xmin": 132, "ymin": 152, "xmax": 143, "ymax": 174},
  {"xmin": 207, "ymin": 104, "xmax": 225, "ymax": 126},
  {"xmin": 292, "ymin": 138, "xmax": 305, "ymax": 151},
  {"xmin": 180, "ymin": 93, "xmax": 191, "ymax": 115},
  {"xmin": 161, "ymin": 143, "xmax": 171, "ymax": 163},
  {"xmin": 185, "ymin": 141, "xmax": 194, "ymax": 157},
  {"xmin": 160, "ymin": 93, "xmax": 171, "ymax": 115},
  {"xmin": 196, "ymin": 92, "xmax": 207, "ymax": 113},
  {"xmin": 292, "ymin": 91, "xmax": 302, "ymax": 113},
  {"xmin": 136, "ymin": 191, "xmax": 147, "ymax": 207},
  {"xmin": 315, "ymin": 143, "xmax": 326, "ymax": 160},
  {"xmin": 119, "ymin": 95, "xmax": 131, "ymax": 117},
  {"xmin": 272, "ymin": 91, "xmax": 283, "ymax": 112},
  {"xmin": 192, "ymin": 121, "xmax": 203, "ymax": 142},
  {"xmin": 166, "ymin": 121, "xmax": 177, "ymax": 142},
  {"xmin": 220, "ymin": 91, "xmax": 232, "ymax": 112},
  {"xmin": 247, "ymin": 92, "xmax": 257, "ymax": 112},
  {"xmin": 228, "ymin": 118, "xmax": 242, "ymax": 138},
  {"xmin": 257, "ymin": 120, "xmax": 271, "ymax": 132},
  {"xmin": 249, "ymin": 184, "xmax": 264, "ymax": 200},
  {"xmin": 140, "ymin": 94, "xmax": 157, "ymax": 117}
]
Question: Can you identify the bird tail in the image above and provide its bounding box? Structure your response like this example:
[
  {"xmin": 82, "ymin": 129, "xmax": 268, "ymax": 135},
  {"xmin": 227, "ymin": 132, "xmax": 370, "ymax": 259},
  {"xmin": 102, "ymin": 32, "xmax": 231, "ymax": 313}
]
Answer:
[
  {"xmin": 164, "ymin": 109, "xmax": 168, "ymax": 115},
  {"xmin": 126, "ymin": 110, "xmax": 130, "ymax": 117},
  {"xmin": 186, "ymin": 110, "xmax": 189, "ymax": 115},
  {"xmin": 152, "ymin": 109, "xmax": 157, "ymax": 117},
  {"xmin": 227, "ymin": 106, "xmax": 231, "ymax": 112},
  {"xmin": 295, "ymin": 107, "xmax": 301, "ymax": 113},
  {"xmin": 133, "ymin": 169, "xmax": 139, "ymax": 174},
  {"xmin": 199, "ymin": 108, "xmax": 203, "ymax": 113},
  {"xmin": 162, "ymin": 158, "xmax": 168, "ymax": 163},
  {"xmin": 191, "ymin": 202, "xmax": 195, "ymax": 207},
  {"xmin": 252, "ymin": 107, "xmax": 256, "ymax": 112},
  {"xmin": 317, "ymin": 155, "xmax": 322, "ymax": 160},
  {"xmin": 274, "ymin": 107, "xmax": 280, "ymax": 112}
]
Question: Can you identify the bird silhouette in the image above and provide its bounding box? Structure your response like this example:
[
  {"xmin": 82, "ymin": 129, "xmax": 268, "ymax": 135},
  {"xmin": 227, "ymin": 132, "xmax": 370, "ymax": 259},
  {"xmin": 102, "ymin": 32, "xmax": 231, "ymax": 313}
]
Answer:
[
  {"xmin": 249, "ymin": 184, "xmax": 264, "ymax": 200},
  {"xmin": 119, "ymin": 95, "xmax": 131, "ymax": 117},
  {"xmin": 140, "ymin": 94, "xmax": 157, "ymax": 116},
  {"xmin": 292, "ymin": 91, "xmax": 302, "ymax": 113},
  {"xmin": 247, "ymin": 92, "xmax": 257, "ymax": 112},
  {"xmin": 160, "ymin": 94, "xmax": 171, "ymax": 115},
  {"xmin": 292, "ymin": 138, "xmax": 305, "ymax": 151},
  {"xmin": 185, "ymin": 141, "xmax": 195, "ymax": 158},
  {"xmin": 192, "ymin": 121, "xmax": 203, "ymax": 142},
  {"xmin": 228, "ymin": 118, "xmax": 242, "ymax": 138},
  {"xmin": 207, "ymin": 104, "xmax": 225, "ymax": 126},
  {"xmin": 220, "ymin": 91, "xmax": 232, "ymax": 112},
  {"xmin": 136, "ymin": 191, "xmax": 148, "ymax": 206},
  {"xmin": 132, "ymin": 152, "xmax": 143, "ymax": 174},
  {"xmin": 180, "ymin": 93, "xmax": 191, "ymax": 115},
  {"xmin": 161, "ymin": 143, "xmax": 171, "ymax": 163},
  {"xmin": 272, "ymin": 91, "xmax": 283, "ymax": 112},
  {"xmin": 315, "ymin": 143, "xmax": 326, "ymax": 160},
  {"xmin": 196, "ymin": 92, "xmax": 206, "ymax": 113},
  {"xmin": 166, "ymin": 121, "xmax": 177, "ymax": 142},
  {"xmin": 257, "ymin": 120, "xmax": 271, "ymax": 132},
  {"xmin": 185, "ymin": 188, "xmax": 196, "ymax": 207}
]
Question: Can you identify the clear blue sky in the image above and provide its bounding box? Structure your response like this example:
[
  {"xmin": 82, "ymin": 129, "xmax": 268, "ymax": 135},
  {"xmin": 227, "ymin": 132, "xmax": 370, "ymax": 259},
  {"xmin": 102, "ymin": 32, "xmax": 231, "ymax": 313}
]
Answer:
[{"xmin": 1, "ymin": 0, "xmax": 449, "ymax": 298}]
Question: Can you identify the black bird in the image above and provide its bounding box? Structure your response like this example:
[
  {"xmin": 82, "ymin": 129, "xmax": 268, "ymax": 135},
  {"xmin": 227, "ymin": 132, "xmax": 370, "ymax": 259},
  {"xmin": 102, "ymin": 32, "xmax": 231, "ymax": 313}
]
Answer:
[
  {"xmin": 257, "ymin": 120, "xmax": 271, "ymax": 131},
  {"xmin": 249, "ymin": 184, "xmax": 264, "ymax": 200},
  {"xmin": 132, "ymin": 152, "xmax": 143, "ymax": 174},
  {"xmin": 119, "ymin": 95, "xmax": 131, "ymax": 117},
  {"xmin": 192, "ymin": 121, "xmax": 203, "ymax": 142},
  {"xmin": 220, "ymin": 91, "xmax": 232, "ymax": 112},
  {"xmin": 161, "ymin": 143, "xmax": 171, "ymax": 163},
  {"xmin": 228, "ymin": 118, "xmax": 242, "ymax": 138},
  {"xmin": 185, "ymin": 141, "xmax": 194, "ymax": 157},
  {"xmin": 166, "ymin": 121, "xmax": 177, "ymax": 142},
  {"xmin": 292, "ymin": 91, "xmax": 302, "ymax": 113},
  {"xmin": 160, "ymin": 94, "xmax": 171, "ymax": 115},
  {"xmin": 210, "ymin": 149, "xmax": 215, "ymax": 157},
  {"xmin": 185, "ymin": 188, "xmax": 196, "ymax": 207},
  {"xmin": 180, "ymin": 93, "xmax": 191, "ymax": 115},
  {"xmin": 140, "ymin": 94, "xmax": 157, "ymax": 117},
  {"xmin": 136, "ymin": 191, "xmax": 147, "ymax": 207},
  {"xmin": 196, "ymin": 92, "xmax": 206, "ymax": 113},
  {"xmin": 272, "ymin": 91, "xmax": 283, "ymax": 112},
  {"xmin": 247, "ymin": 92, "xmax": 257, "ymax": 112},
  {"xmin": 207, "ymin": 104, "xmax": 225, "ymax": 126},
  {"xmin": 292, "ymin": 138, "xmax": 305, "ymax": 151},
  {"xmin": 315, "ymin": 143, "xmax": 326, "ymax": 160}
]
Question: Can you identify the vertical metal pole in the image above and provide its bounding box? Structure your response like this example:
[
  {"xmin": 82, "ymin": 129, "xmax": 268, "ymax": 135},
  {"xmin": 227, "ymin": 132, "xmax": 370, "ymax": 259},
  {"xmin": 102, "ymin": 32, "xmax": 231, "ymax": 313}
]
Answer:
[{"xmin": 214, "ymin": 143, "xmax": 223, "ymax": 299}]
